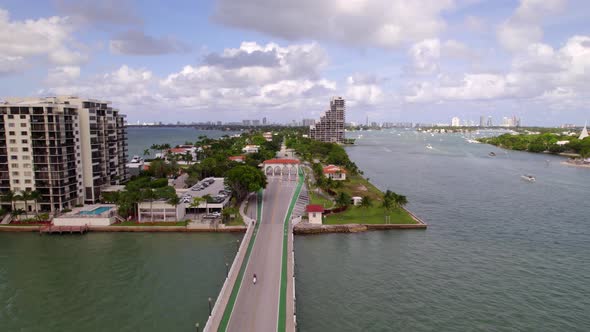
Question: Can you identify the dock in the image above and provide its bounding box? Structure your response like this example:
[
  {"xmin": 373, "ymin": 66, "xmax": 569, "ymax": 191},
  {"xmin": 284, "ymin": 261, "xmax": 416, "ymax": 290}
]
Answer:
[{"xmin": 40, "ymin": 225, "xmax": 89, "ymax": 235}]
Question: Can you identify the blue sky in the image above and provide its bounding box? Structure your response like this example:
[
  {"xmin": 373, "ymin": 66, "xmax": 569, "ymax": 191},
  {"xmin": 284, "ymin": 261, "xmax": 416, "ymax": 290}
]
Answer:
[{"xmin": 0, "ymin": 0, "xmax": 589, "ymax": 126}]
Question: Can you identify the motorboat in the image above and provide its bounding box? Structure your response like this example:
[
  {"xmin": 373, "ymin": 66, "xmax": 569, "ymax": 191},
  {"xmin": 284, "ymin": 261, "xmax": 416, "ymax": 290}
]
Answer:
[
  {"xmin": 489, "ymin": 152, "xmax": 496, "ymax": 157},
  {"xmin": 426, "ymin": 144, "xmax": 433, "ymax": 150},
  {"xmin": 521, "ymin": 175, "xmax": 536, "ymax": 182}
]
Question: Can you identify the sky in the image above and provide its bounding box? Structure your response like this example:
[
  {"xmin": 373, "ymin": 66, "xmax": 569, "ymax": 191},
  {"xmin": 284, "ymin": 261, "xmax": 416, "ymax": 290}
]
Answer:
[{"xmin": 0, "ymin": 0, "xmax": 589, "ymax": 126}]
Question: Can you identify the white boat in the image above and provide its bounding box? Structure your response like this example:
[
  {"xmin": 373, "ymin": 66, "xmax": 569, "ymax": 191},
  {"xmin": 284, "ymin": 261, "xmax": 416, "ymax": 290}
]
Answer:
[
  {"xmin": 426, "ymin": 144, "xmax": 433, "ymax": 150},
  {"xmin": 521, "ymin": 175, "xmax": 536, "ymax": 182},
  {"xmin": 466, "ymin": 139, "xmax": 480, "ymax": 144}
]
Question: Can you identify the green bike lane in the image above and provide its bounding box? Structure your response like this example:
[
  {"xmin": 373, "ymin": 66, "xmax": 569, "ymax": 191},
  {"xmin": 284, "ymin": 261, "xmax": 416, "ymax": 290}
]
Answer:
[
  {"xmin": 217, "ymin": 190, "xmax": 263, "ymax": 331},
  {"xmin": 217, "ymin": 174, "xmax": 302, "ymax": 332},
  {"xmin": 277, "ymin": 171, "xmax": 304, "ymax": 331}
]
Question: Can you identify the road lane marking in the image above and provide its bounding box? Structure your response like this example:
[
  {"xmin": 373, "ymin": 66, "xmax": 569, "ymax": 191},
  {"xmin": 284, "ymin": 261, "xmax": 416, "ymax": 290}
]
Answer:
[{"xmin": 218, "ymin": 190, "xmax": 263, "ymax": 332}]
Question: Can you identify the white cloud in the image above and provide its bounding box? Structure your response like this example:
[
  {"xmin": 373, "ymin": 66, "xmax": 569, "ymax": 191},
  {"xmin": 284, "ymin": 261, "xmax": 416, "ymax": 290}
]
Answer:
[
  {"xmin": 0, "ymin": 55, "xmax": 26, "ymax": 75},
  {"xmin": 497, "ymin": 0, "xmax": 566, "ymax": 52},
  {"xmin": 42, "ymin": 42, "xmax": 337, "ymax": 118},
  {"xmin": 213, "ymin": 0, "xmax": 455, "ymax": 49},
  {"xmin": 46, "ymin": 66, "xmax": 80, "ymax": 84},
  {"xmin": 408, "ymin": 39, "xmax": 478, "ymax": 74},
  {"xmin": 0, "ymin": 8, "xmax": 87, "ymax": 71}
]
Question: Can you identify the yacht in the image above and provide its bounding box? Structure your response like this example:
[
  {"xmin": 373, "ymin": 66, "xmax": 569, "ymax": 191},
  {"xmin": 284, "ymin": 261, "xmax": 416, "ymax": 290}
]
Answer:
[
  {"xmin": 426, "ymin": 144, "xmax": 433, "ymax": 150},
  {"xmin": 521, "ymin": 175, "xmax": 536, "ymax": 182}
]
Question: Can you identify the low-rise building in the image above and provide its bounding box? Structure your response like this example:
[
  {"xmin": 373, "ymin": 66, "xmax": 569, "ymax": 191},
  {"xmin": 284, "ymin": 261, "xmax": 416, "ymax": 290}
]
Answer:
[
  {"xmin": 323, "ymin": 165, "xmax": 347, "ymax": 181},
  {"xmin": 351, "ymin": 196, "xmax": 362, "ymax": 206},
  {"xmin": 263, "ymin": 159, "xmax": 300, "ymax": 178},
  {"xmin": 306, "ymin": 205, "xmax": 324, "ymax": 224},
  {"xmin": 138, "ymin": 199, "xmax": 186, "ymax": 222},
  {"xmin": 263, "ymin": 132, "xmax": 273, "ymax": 142},
  {"xmin": 242, "ymin": 145, "xmax": 260, "ymax": 154},
  {"xmin": 228, "ymin": 155, "xmax": 245, "ymax": 163}
]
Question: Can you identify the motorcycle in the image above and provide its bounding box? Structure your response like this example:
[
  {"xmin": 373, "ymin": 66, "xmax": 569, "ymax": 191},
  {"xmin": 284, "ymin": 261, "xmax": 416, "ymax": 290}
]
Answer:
[{"xmin": 253, "ymin": 274, "xmax": 257, "ymax": 285}]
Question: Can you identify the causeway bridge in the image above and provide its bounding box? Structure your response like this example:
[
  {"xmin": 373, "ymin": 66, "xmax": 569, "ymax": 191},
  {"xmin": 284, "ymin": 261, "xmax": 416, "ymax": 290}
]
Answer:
[{"xmin": 204, "ymin": 160, "xmax": 303, "ymax": 332}]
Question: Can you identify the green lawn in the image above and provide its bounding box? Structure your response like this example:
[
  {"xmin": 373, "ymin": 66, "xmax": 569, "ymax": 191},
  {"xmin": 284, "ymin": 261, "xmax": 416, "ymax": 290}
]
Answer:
[
  {"xmin": 226, "ymin": 213, "xmax": 244, "ymax": 226},
  {"xmin": 338, "ymin": 174, "xmax": 384, "ymax": 202},
  {"xmin": 114, "ymin": 221, "xmax": 188, "ymax": 226},
  {"xmin": 324, "ymin": 205, "xmax": 416, "ymax": 225},
  {"xmin": 309, "ymin": 190, "xmax": 334, "ymax": 208}
]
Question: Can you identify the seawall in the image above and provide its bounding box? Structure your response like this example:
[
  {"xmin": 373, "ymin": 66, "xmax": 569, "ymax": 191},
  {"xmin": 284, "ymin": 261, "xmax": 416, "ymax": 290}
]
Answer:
[{"xmin": 0, "ymin": 225, "xmax": 246, "ymax": 233}]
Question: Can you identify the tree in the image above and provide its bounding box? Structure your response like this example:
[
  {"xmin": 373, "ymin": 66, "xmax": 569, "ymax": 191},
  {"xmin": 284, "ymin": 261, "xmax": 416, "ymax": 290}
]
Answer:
[
  {"xmin": 335, "ymin": 192, "xmax": 351, "ymax": 208},
  {"xmin": 190, "ymin": 196, "xmax": 204, "ymax": 213},
  {"xmin": 167, "ymin": 195, "xmax": 181, "ymax": 221},
  {"xmin": 11, "ymin": 209, "xmax": 25, "ymax": 221},
  {"xmin": 184, "ymin": 151, "xmax": 193, "ymax": 165},
  {"xmin": 1, "ymin": 190, "xmax": 16, "ymax": 211},
  {"xmin": 28, "ymin": 190, "xmax": 41, "ymax": 214},
  {"xmin": 360, "ymin": 196, "xmax": 372, "ymax": 209},
  {"xmin": 143, "ymin": 149, "xmax": 151, "ymax": 158},
  {"xmin": 225, "ymin": 165, "xmax": 267, "ymax": 202},
  {"xmin": 394, "ymin": 194, "xmax": 408, "ymax": 211},
  {"xmin": 142, "ymin": 188, "xmax": 157, "ymax": 222}
]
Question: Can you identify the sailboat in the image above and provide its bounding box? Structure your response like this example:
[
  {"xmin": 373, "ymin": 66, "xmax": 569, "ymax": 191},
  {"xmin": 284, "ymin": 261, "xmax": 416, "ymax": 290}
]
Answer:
[{"xmin": 580, "ymin": 121, "xmax": 588, "ymax": 140}]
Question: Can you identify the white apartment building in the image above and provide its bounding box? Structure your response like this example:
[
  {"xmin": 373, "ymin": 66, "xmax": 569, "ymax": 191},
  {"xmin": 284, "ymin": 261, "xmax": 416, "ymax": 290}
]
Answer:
[
  {"xmin": 309, "ymin": 97, "xmax": 345, "ymax": 143},
  {"xmin": 451, "ymin": 117, "xmax": 461, "ymax": 127},
  {"xmin": 0, "ymin": 96, "xmax": 128, "ymax": 213}
]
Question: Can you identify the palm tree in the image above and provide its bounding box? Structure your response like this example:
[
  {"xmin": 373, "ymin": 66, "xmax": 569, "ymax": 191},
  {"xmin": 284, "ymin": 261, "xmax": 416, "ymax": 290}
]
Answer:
[
  {"xmin": 184, "ymin": 151, "xmax": 193, "ymax": 165},
  {"xmin": 143, "ymin": 149, "xmax": 151, "ymax": 158},
  {"xmin": 1, "ymin": 190, "xmax": 16, "ymax": 211},
  {"xmin": 394, "ymin": 194, "xmax": 408, "ymax": 211},
  {"xmin": 28, "ymin": 190, "xmax": 41, "ymax": 214},
  {"xmin": 167, "ymin": 195, "xmax": 181, "ymax": 221},
  {"xmin": 142, "ymin": 188, "xmax": 157, "ymax": 222},
  {"xmin": 202, "ymin": 194, "xmax": 212, "ymax": 214},
  {"xmin": 11, "ymin": 209, "xmax": 25, "ymax": 221}
]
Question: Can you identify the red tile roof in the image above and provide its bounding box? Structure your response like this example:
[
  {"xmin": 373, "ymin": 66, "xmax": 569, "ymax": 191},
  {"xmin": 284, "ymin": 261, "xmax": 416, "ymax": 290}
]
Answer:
[
  {"xmin": 229, "ymin": 156, "xmax": 245, "ymax": 161},
  {"xmin": 263, "ymin": 158, "xmax": 300, "ymax": 164},
  {"xmin": 323, "ymin": 165, "xmax": 346, "ymax": 174},
  {"xmin": 306, "ymin": 205, "xmax": 324, "ymax": 213},
  {"xmin": 169, "ymin": 148, "xmax": 188, "ymax": 154}
]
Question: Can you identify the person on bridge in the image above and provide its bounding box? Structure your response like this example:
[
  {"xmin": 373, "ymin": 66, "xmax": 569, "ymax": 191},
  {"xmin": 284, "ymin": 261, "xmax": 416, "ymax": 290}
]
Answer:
[{"xmin": 253, "ymin": 273, "xmax": 257, "ymax": 285}]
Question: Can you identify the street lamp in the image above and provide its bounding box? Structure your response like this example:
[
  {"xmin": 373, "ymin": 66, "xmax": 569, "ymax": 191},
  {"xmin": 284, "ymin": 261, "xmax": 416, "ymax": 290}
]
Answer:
[
  {"xmin": 236, "ymin": 239, "xmax": 240, "ymax": 251},
  {"xmin": 208, "ymin": 297, "xmax": 212, "ymax": 316},
  {"xmin": 225, "ymin": 262, "xmax": 229, "ymax": 278},
  {"xmin": 195, "ymin": 322, "xmax": 199, "ymax": 332}
]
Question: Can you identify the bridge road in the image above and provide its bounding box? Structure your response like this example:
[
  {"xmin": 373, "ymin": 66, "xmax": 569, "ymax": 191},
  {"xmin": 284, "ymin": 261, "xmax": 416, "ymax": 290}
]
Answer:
[{"xmin": 225, "ymin": 178, "xmax": 296, "ymax": 332}]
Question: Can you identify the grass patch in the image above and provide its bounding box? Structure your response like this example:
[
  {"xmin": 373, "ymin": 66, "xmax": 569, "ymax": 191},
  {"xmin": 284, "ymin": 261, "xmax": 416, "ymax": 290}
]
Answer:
[
  {"xmin": 309, "ymin": 190, "xmax": 334, "ymax": 208},
  {"xmin": 324, "ymin": 205, "xmax": 416, "ymax": 225},
  {"xmin": 338, "ymin": 174, "xmax": 384, "ymax": 202},
  {"xmin": 115, "ymin": 221, "xmax": 188, "ymax": 226},
  {"xmin": 226, "ymin": 213, "xmax": 244, "ymax": 226}
]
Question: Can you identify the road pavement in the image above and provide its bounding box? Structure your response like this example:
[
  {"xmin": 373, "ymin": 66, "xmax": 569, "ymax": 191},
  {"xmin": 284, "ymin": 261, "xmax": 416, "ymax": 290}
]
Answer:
[{"xmin": 225, "ymin": 178, "xmax": 296, "ymax": 332}]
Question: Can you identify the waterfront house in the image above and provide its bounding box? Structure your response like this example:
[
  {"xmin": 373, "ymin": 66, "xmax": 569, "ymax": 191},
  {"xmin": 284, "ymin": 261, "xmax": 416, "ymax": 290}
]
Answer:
[
  {"xmin": 323, "ymin": 165, "xmax": 347, "ymax": 181},
  {"xmin": 351, "ymin": 196, "xmax": 362, "ymax": 206},
  {"xmin": 306, "ymin": 205, "xmax": 324, "ymax": 224}
]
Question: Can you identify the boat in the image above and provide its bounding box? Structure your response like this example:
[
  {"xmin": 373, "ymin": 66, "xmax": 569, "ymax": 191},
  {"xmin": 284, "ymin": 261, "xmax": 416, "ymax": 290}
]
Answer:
[
  {"xmin": 521, "ymin": 175, "xmax": 536, "ymax": 182},
  {"xmin": 426, "ymin": 144, "xmax": 433, "ymax": 150},
  {"xmin": 466, "ymin": 139, "xmax": 480, "ymax": 144},
  {"xmin": 489, "ymin": 152, "xmax": 496, "ymax": 157}
]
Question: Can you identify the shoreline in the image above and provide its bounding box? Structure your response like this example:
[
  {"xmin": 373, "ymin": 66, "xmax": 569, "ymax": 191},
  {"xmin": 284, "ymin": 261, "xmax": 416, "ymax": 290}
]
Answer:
[
  {"xmin": 0, "ymin": 225, "xmax": 247, "ymax": 233},
  {"xmin": 561, "ymin": 161, "xmax": 590, "ymax": 168}
]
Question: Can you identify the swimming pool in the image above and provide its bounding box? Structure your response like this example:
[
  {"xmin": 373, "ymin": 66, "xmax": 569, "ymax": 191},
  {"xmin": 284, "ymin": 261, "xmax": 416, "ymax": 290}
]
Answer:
[{"xmin": 78, "ymin": 206, "xmax": 112, "ymax": 215}]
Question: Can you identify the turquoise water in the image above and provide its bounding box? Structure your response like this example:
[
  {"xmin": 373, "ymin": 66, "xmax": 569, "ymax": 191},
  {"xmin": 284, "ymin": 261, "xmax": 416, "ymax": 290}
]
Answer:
[{"xmin": 78, "ymin": 206, "xmax": 112, "ymax": 215}]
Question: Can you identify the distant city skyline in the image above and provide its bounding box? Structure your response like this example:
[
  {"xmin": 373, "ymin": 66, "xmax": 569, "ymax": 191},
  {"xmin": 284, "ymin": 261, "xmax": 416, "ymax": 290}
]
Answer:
[{"xmin": 1, "ymin": 1, "xmax": 590, "ymax": 125}]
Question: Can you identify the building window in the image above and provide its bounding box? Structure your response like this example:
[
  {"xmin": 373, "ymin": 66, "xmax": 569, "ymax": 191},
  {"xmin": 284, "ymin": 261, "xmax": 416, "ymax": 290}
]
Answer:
[
  {"xmin": 10, "ymin": 147, "xmax": 18, "ymax": 152},
  {"xmin": 12, "ymin": 171, "xmax": 19, "ymax": 176},
  {"xmin": 22, "ymin": 139, "xmax": 28, "ymax": 144},
  {"xmin": 9, "ymin": 139, "xmax": 16, "ymax": 144},
  {"xmin": 9, "ymin": 131, "xmax": 15, "ymax": 135},
  {"xmin": 24, "ymin": 171, "xmax": 32, "ymax": 176},
  {"xmin": 7, "ymin": 114, "xmax": 14, "ymax": 119},
  {"xmin": 8, "ymin": 123, "xmax": 15, "ymax": 127},
  {"xmin": 23, "ymin": 164, "xmax": 31, "ymax": 168},
  {"xmin": 11, "ymin": 163, "xmax": 18, "ymax": 168},
  {"xmin": 22, "ymin": 147, "xmax": 29, "ymax": 152},
  {"xmin": 20, "ymin": 123, "xmax": 27, "ymax": 127},
  {"xmin": 25, "ymin": 179, "xmax": 31, "ymax": 184},
  {"xmin": 13, "ymin": 179, "xmax": 20, "ymax": 184},
  {"xmin": 22, "ymin": 155, "xmax": 30, "ymax": 160},
  {"xmin": 11, "ymin": 156, "xmax": 17, "ymax": 160},
  {"xmin": 21, "ymin": 131, "xmax": 27, "ymax": 135},
  {"xmin": 20, "ymin": 115, "xmax": 26, "ymax": 119}
]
